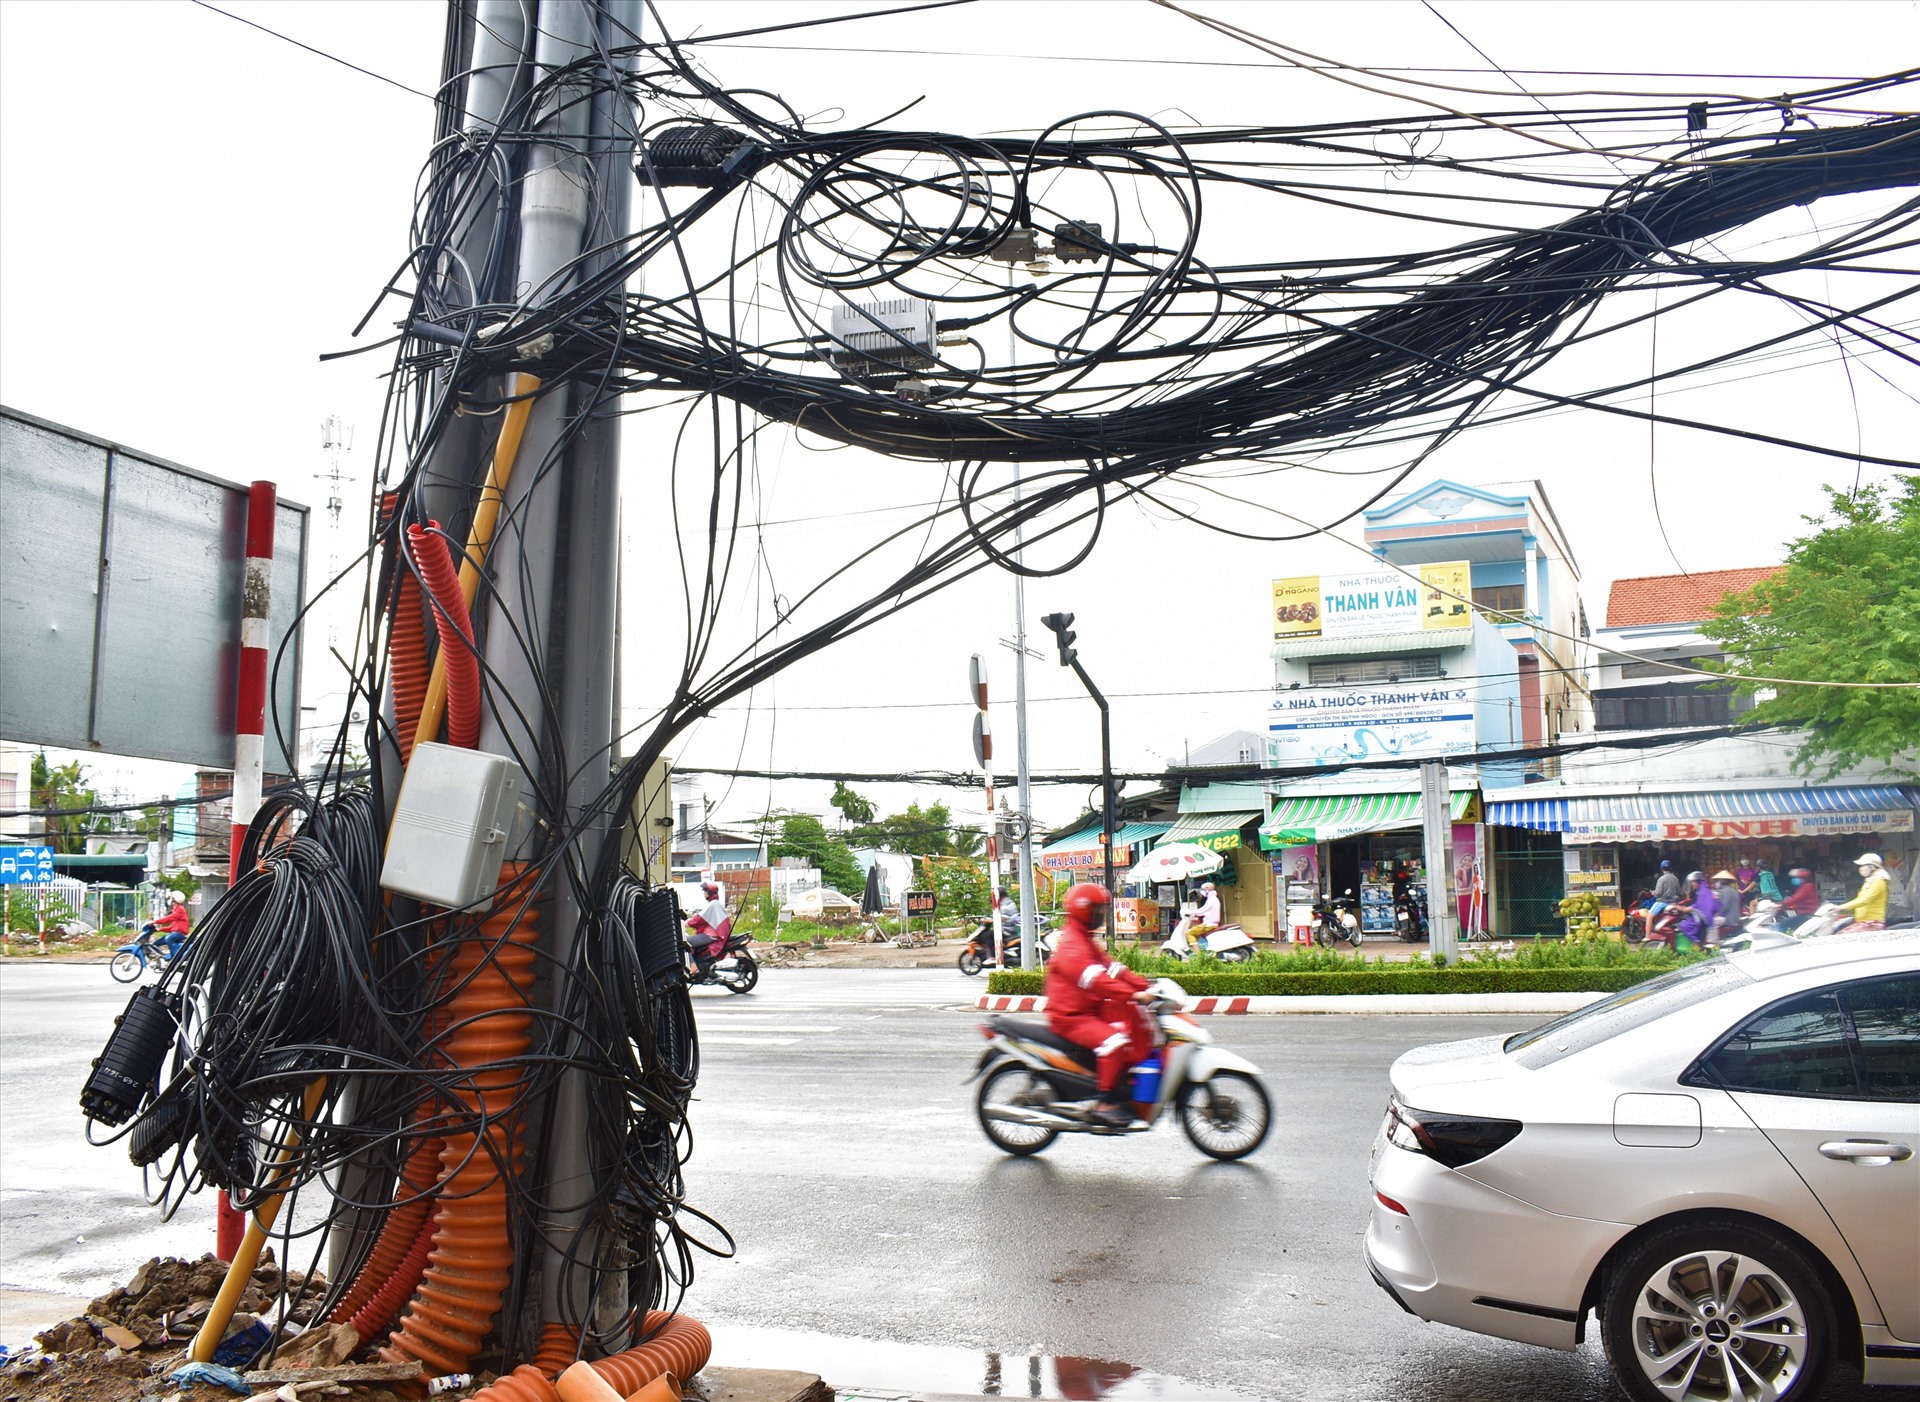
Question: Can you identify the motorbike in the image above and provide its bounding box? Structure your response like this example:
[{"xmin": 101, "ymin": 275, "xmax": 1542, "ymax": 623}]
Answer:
[
  {"xmin": 111, "ymin": 925, "xmax": 181, "ymax": 983},
  {"xmin": 1159, "ymin": 915, "xmax": 1255, "ymax": 963},
  {"xmin": 957, "ymin": 916, "xmax": 1054, "ymax": 976},
  {"xmin": 1391, "ymin": 889, "xmax": 1428, "ymax": 943},
  {"xmin": 686, "ymin": 926, "xmax": 758, "ymax": 993},
  {"xmin": 970, "ymin": 978, "xmax": 1272, "ymax": 1160},
  {"xmin": 1312, "ymin": 889, "xmax": 1363, "ymax": 949}
]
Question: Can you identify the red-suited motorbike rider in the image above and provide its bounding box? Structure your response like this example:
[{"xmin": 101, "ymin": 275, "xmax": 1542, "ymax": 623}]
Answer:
[{"xmin": 1045, "ymin": 883, "xmax": 1155, "ymax": 1129}]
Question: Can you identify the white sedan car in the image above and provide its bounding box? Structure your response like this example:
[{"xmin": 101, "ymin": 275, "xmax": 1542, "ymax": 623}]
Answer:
[{"xmin": 1367, "ymin": 930, "xmax": 1918, "ymax": 1402}]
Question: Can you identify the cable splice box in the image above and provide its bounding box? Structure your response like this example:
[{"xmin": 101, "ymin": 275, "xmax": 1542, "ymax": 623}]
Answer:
[{"xmin": 380, "ymin": 742, "xmax": 524, "ymax": 910}]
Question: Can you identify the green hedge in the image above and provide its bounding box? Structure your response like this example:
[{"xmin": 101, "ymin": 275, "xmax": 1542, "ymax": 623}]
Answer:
[{"xmin": 982, "ymin": 965, "xmax": 1669, "ymax": 997}]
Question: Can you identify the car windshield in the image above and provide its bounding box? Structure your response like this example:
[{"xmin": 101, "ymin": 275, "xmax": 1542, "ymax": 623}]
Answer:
[{"xmin": 1504, "ymin": 958, "xmax": 1754, "ymax": 1068}]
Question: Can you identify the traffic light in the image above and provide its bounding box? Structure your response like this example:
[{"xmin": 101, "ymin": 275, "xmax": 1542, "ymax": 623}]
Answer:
[{"xmin": 1041, "ymin": 611, "xmax": 1077, "ymax": 668}]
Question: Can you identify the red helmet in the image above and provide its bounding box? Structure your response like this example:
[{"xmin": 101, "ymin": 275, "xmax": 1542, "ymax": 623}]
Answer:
[
  {"xmin": 1062, "ymin": 882, "xmax": 1112, "ymax": 927},
  {"xmin": 702, "ymin": 882, "xmax": 719, "ymax": 898}
]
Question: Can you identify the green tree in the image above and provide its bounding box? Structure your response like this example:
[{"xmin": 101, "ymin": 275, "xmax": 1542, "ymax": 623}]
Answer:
[
  {"xmin": 154, "ymin": 868, "xmax": 200, "ymax": 903},
  {"xmin": 828, "ymin": 781, "xmax": 876, "ymax": 828},
  {"xmin": 921, "ymin": 854, "xmax": 989, "ymax": 921},
  {"xmin": 1705, "ymin": 479, "xmax": 1920, "ymax": 776},
  {"xmin": 30, "ymin": 752, "xmax": 102, "ymax": 854},
  {"xmin": 132, "ymin": 805, "xmax": 172, "ymax": 843},
  {"xmin": 761, "ymin": 811, "xmax": 866, "ymax": 895},
  {"xmin": 853, "ymin": 801, "xmax": 969, "ymax": 856}
]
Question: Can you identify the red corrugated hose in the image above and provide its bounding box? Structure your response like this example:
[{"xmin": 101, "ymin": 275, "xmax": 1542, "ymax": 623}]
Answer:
[
  {"xmin": 327, "ymin": 1132, "xmax": 445, "ymax": 1327},
  {"xmin": 407, "ymin": 520, "xmax": 480, "ymax": 749}
]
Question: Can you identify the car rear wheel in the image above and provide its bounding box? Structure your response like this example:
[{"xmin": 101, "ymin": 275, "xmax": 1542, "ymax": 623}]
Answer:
[{"xmin": 1602, "ymin": 1219, "xmax": 1834, "ymax": 1402}]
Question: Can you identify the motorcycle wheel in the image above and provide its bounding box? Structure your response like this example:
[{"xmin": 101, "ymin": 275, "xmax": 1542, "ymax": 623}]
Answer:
[
  {"xmin": 958, "ymin": 949, "xmax": 984, "ymax": 977},
  {"xmin": 1217, "ymin": 946, "xmax": 1253, "ymax": 964},
  {"xmin": 1178, "ymin": 1070, "xmax": 1272, "ymax": 1161},
  {"xmin": 1313, "ymin": 920, "xmax": 1335, "ymax": 949},
  {"xmin": 110, "ymin": 951, "xmax": 144, "ymax": 983},
  {"xmin": 720, "ymin": 956, "xmax": 759, "ymax": 994},
  {"xmin": 975, "ymin": 1063, "xmax": 1059, "ymax": 1156},
  {"xmin": 1348, "ymin": 926, "xmax": 1365, "ymax": 949}
]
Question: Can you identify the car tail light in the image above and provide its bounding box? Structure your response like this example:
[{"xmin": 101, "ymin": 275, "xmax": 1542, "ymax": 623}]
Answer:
[
  {"xmin": 1384, "ymin": 1097, "xmax": 1521, "ymax": 1168},
  {"xmin": 1375, "ymin": 1190, "xmax": 1410, "ymax": 1216}
]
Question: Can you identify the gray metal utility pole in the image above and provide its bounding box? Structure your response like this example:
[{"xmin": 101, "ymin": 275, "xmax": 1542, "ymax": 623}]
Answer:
[
  {"xmin": 437, "ymin": 0, "xmax": 639, "ymax": 1334},
  {"xmin": 530, "ymin": 0, "xmax": 642, "ymax": 1336},
  {"xmin": 1420, "ymin": 758, "xmax": 1458, "ymax": 963}
]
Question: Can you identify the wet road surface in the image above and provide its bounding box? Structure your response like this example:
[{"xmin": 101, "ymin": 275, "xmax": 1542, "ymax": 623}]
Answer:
[{"xmin": 3, "ymin": 963, "xmax": 1911, "ymax": 1400}]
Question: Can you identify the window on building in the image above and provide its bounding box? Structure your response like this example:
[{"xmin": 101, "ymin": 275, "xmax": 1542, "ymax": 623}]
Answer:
[
  {"xmin": 1595, "ymin": 681, "xmax": 1752, "ymax": 731},
  {"xmin": 1472, "ymin": 584, "xmax": 1526, "ymax": 617},
  {"xmin": 1620, "ymin": 654, "xmax": 1717, "ymax": 680},
  {"xmin": 1306, "ymin": 654, "xmax": 1444, "ymax": 685}
]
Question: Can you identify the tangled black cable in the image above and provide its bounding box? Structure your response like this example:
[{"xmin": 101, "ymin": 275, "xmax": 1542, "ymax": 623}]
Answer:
[{"xmin": 130, "ymin": 3, "xmax": 1916, "ymax": 1373}]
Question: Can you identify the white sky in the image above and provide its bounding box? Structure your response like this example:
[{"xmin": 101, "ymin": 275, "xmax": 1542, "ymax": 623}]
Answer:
[{"xmin": 3, "ymin": 1, "xmax": 1916, "ymax": 832}]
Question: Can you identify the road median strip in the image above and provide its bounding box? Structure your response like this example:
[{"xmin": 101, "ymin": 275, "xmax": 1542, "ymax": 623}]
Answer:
[{"xmin": 975, "ymin": 991, "xmax": 1608, "ymax": 1015}]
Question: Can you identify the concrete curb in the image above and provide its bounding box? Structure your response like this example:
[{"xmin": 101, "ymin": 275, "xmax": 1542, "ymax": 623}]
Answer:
[{"xmin": 976, "ymin": 991, "xmax": 1608, "ymax": 1015}]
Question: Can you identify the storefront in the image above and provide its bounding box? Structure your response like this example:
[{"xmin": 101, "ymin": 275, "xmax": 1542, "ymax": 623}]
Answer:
[
  {"xmin": 1486, "ymin": 784, "xmax": 1918, "ymax": 927},
  {"xmin": 1038, "ymin": 820, "xmax": 1170, "ymax": 883},
  {"xmin": 1259, "ymin": 790, "xmax": 1480, "ymax": 940},
  {"xmin": 1156, "ymin": 799, "xmax": 1272, "ymax": 938}
]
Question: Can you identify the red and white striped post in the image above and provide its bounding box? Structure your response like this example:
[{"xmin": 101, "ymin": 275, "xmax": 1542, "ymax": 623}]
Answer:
[
  {"xmin": 970, "ymin": 656, "xmax": 1003, "ymax": 964},
  {"xmin": 216, "ymin": 479, "xmax": 276, "ymax": 1259}
]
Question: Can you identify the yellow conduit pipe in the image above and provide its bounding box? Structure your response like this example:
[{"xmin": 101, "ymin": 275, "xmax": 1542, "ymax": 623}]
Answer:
[
  {"xmin": 412, "ymin": 372, "xmax": 541, "ymax": 755},
  {"xmin": 189, "ymin": 1078, "xmax": 329, "ymax": 1362}
]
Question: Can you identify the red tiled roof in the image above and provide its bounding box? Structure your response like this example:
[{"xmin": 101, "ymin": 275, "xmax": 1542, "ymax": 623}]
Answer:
[{"xmin": 1605, "ymin": 566, "xmax": 1783, "ymax": 628}]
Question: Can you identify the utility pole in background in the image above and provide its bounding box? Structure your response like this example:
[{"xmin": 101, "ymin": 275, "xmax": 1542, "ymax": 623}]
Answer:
[{"xmin": 1420, "ymin": 758, "xmax": 1458, "ymax": 964}]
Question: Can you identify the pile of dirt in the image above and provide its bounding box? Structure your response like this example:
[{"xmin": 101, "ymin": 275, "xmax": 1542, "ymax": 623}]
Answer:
[{"xmin": 0, "ymin": 1253, "xmax": 341, "ymax": 1402}]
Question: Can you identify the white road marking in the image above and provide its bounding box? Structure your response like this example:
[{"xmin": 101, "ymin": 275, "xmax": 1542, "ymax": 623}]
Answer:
[{"xmin": 700, "ymin": 1035, "xmax": 805, "ymax": 1047}]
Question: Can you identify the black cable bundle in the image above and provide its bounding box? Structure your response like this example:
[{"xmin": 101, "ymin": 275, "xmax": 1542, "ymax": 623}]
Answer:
[{"xmin": 545, "ymin": 875, "xmax": 727, "ymax": 1354}]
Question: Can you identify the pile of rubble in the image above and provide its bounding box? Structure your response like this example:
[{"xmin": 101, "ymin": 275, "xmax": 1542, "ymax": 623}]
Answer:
[{"xmin": 0, "ymin": 1253, "xmax": 444, "ymax": 1402}]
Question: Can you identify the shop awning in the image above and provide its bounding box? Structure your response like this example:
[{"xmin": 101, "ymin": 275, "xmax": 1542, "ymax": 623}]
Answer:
[
  {"xmin": 1260, "ymin": 790, "xmax": 1473, "ymax": 848},
  {"xmin": 1487, "ymin": 785, "xmax": 1918, "ymax": 845},
  {"xmin": 1039, "ymin": 820, "xmax": 1169, "ymax": 871},
  {"xmin": 1160, "ymin": 811, "xmax": 1261, "ymax": 851}
]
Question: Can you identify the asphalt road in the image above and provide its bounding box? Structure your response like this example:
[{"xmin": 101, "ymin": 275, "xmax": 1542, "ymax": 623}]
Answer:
[{"xmin": 2, "ymin": 963, "xmax": 1910, "ymax": 1401}]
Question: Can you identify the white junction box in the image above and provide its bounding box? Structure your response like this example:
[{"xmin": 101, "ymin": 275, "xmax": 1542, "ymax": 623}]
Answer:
[
  {"xmin": 829, "ymin": 296, "xmax": 936, "ymax": 375},
  {"xmin": 380, "ymin": 742, "xmax": 524, "ymax": 910}
]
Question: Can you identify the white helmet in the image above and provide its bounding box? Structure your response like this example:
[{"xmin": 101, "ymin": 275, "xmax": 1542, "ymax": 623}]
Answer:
[
  {"xmin": 1855, "ymin": 852, "xmax": 1883, "ymax": 869},
  {"xmin": 167, "ymin": 890, "xmax": 186, "ymax": 905}
]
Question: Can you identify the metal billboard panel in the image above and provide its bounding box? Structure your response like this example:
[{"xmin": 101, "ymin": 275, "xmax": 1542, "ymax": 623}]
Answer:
[{"xmin": 1, "ymin": 406, "xmax": 305, "ymax": 770}]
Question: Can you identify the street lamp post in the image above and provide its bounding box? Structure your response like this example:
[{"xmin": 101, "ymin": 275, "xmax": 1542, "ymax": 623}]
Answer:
[{"xmin": 1040, "ymin": 612, "xmax": 1116, "ymax": 936}]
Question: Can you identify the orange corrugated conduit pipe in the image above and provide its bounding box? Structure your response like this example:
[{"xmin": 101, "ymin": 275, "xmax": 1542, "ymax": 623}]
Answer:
[
  {"xmin": 377, "ymin": 865, "xmax": 538, "ymax": 1379},
  {"xmin": 327, "ymin": 1130, "xmax": 445, "ymax": 1328},
  {"xmin": 466, "ymin": 1312, "xmax": 712, "ymax": 1401},
  {"xmin": 389, "ymin": 573, "xmax": 430, "ymax": 763}
]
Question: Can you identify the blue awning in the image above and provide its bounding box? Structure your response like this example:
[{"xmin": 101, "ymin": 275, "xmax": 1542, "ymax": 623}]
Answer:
[{"xmin": 1488, "ymin": 785, "xmax": 1917, "ymax": 844}]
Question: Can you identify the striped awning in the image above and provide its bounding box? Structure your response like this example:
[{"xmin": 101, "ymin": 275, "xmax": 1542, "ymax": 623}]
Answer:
[
  {"xmin": 1260, "ymin": 790, "xmax": 1473, "ymax": 848},
  {"xmin": 1487, "ymin": 785, "xmax": 1918, "ymax": 845},
  {"xmin": 1160, "ymin": 811, "xmax": 1261, "ymax": 851},
  {"xmin": 1039, "ymin": 820, "xmax": 1169, "ymax": 870}
]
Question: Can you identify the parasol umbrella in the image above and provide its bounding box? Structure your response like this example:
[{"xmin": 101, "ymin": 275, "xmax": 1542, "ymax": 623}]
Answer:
[
  {"xmin": 860, "ymin": 861, "xmax": 885, "ymax": 916},
  {"xmin": 1122, "ymin": 842, "xmax": 1224, "ymax": 885}
]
